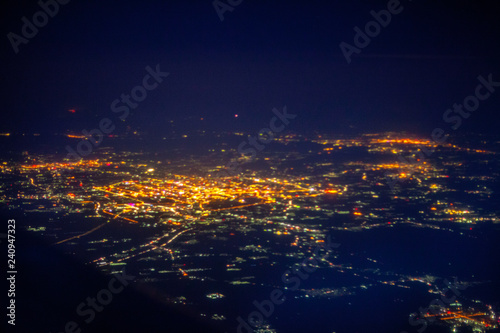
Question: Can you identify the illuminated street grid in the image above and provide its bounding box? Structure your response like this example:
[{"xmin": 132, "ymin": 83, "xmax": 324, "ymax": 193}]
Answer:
[{"xmin": 1, "ymin": 132, "xmax": 499, "ymax": 332}]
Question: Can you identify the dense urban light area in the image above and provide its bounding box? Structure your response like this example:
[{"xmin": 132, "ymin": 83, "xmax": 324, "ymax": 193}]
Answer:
[{"xmin": 1, "ymin": 131, "xmax": 499, "ymax": 332}]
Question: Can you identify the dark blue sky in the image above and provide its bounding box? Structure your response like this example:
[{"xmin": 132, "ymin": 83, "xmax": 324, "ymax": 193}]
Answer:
[{"xmin": 1, "ymin": 0, "xmax": 500, "ymax": 136}]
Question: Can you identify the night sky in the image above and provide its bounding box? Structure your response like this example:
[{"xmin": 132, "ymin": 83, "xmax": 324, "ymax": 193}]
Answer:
[{"xmin": 1, "ymin": 0, "xmax": 500, "ymax": 137}]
